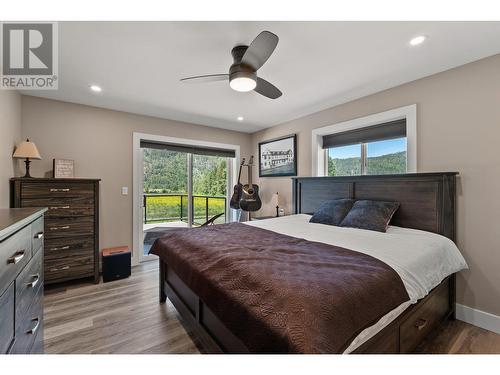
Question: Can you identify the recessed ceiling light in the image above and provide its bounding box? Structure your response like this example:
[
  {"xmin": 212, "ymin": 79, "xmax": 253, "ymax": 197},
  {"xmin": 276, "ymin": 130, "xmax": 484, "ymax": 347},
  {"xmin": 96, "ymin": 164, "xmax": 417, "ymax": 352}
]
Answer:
[
  {"xmin": 237, "ymin": 116, "xmax": 244, "ymax": 121},
  {"xmin": 409, "ymin": 35, "xmax": 426, "ymax": 46},
  {"xmin": 89, "ymin": 84, "xmax": 102, "ymax": 93}
]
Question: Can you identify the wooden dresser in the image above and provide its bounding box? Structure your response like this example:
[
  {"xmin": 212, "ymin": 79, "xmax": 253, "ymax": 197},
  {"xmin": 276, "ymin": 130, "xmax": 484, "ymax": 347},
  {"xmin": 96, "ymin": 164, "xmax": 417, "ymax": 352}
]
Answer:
[
  {"xmin": 11, "ymin": 178, "xmax": 100, "ymax": 285},
  {"xmin": 0, "ymin": 208, "xmax": 46, "ymax": 354}
]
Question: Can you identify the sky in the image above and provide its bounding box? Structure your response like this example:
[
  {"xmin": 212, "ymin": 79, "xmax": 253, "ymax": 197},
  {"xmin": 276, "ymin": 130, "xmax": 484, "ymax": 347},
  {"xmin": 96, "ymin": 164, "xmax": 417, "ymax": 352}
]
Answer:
[{"xmin": 328, "ymin": 137, "xmax": 406, "ymax": 159}]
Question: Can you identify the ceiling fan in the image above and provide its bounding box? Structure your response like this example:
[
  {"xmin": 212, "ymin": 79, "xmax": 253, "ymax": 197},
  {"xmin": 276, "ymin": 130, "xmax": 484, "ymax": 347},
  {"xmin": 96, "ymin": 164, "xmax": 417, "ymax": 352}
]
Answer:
[{"xmin": 180, "ymin": 31, "xmax": 282, "ymax": 99}]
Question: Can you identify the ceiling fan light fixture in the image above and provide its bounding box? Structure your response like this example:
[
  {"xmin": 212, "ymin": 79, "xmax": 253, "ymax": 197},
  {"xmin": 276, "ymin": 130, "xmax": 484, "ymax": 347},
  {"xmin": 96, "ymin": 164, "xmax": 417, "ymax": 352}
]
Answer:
[{"xmin": 229, "ymin": 72, "xmax": 257, "ymax": 92}]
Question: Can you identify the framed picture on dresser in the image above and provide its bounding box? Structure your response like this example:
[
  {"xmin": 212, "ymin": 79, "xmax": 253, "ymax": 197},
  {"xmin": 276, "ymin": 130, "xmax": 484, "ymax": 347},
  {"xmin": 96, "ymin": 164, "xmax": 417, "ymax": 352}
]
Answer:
[{"xmin": 258, "ymin": 134, "xmax": 297, "ymax": 177}]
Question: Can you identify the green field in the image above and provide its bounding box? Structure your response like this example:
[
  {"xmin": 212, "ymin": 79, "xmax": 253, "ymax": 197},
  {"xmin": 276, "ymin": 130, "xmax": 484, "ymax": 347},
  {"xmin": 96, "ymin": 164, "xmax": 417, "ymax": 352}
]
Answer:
[{"xmin": 144, "ymin": 194, "xmax": 226, "ymax": 224}]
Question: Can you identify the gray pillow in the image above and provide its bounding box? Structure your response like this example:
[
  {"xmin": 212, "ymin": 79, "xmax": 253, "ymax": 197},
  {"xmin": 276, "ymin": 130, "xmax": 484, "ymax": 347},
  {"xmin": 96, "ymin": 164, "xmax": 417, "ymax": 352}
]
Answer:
[
  {"xmin": 339, "ymin": 200, "xmax": 400, "ymax": 232},
  {"xmin": 309, "ymin": 199, "xmax": 355, "ymax": 226}
]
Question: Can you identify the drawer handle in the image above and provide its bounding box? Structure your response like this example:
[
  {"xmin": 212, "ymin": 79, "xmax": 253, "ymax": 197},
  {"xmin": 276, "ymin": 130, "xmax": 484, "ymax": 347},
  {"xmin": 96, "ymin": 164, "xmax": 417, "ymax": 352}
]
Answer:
[
  {"xmin": 50, "ymin": 226, "xmax": 70, "ymax": 231},
  {"xmin": 50, "ymin": 245, "xmax": 70, "ymax": 251},
  {"xmin": 27, "ymin": 274, "xmax": 40, "ymax": 288},
  {"xmin": 50, "ymin": 188, "xmax": 70, "ymax": 192},
  {"xmin": 7, "ymin": 250, "xmax": 26, "ymax": 264},
  {"xmin": 34, "ymin": 231, "xmax": 44, "ymax": 239},
  {"xmin": 27, "ymin": 317, "xmax": 40, "ymax": 335},
  {"xmin": 415, "ymin": 318, "xmax": 428, "ymax": 330},
  {"xmin": 50, "ymin": 206, "xmax": 70, "ymax": 210},
  {"xmin": 50, "ymin": 266, "xmax": 70, "ymax": 272}
]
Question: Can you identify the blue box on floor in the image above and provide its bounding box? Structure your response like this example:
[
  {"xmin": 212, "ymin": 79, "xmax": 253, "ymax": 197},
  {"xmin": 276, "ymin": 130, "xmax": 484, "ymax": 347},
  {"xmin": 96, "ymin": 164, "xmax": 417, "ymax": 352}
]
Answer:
[{"xmin": 102, "ymin": 246, "xmax": 131, "ymax": 282}]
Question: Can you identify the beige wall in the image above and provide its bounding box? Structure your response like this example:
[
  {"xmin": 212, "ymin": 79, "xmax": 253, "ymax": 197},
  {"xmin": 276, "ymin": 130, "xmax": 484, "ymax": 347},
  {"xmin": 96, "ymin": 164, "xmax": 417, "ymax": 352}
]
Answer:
[
  {"xmin": 21, "ymin": 96, "xmax": 252, "ymax": 262},
  {"xmin": 251, "ymin": 53, "xmax": 500, "ymax": 316},
  {"xmin": 0, "ymin": 91, "xmax": 22, "ymax": 208}
]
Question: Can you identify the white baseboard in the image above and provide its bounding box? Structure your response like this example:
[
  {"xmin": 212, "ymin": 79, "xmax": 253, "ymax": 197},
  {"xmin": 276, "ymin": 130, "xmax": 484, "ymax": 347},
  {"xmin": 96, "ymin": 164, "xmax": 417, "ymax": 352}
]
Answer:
[{"xmin": 456, "ymin": 304, "xmax": 500, "ymax": 334}]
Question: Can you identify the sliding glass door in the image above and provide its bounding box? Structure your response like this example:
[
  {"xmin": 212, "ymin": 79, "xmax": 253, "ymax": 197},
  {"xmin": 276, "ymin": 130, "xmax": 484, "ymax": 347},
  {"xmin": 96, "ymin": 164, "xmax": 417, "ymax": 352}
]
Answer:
[
  {"xmin": 192, "ymin": 154, "xmax": 228, "ymax": 226},
  {"xmin": 139, "ymin": 141, "xmax": 233, "ymax": 261}
]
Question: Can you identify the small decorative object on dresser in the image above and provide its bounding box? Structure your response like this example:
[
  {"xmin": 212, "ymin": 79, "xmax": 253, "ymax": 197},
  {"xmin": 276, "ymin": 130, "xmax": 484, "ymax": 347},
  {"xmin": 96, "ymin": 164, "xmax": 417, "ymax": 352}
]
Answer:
[
  {"xmin": 10, "ymin": 178, "xmax": 100, "ymax": 284},
  {"xmin": 53, "ymin": 159, "xmax": 75, "ymax": 178},
  {"xmin": 0, "ymin": 207, "xmax": 46, "ymax": 354},
  {"xmin": 12, "ymin": 139, "xmax": 42, "ymax": 178},
  {"xmin": 258, "ymin": 134, "xmax": 297, "ymax": 177}
]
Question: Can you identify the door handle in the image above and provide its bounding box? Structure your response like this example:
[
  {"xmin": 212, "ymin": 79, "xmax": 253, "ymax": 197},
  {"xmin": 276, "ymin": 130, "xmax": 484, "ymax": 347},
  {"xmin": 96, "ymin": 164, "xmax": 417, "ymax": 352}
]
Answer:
[
  {"xmin": 34, "ymin": 231, "xmax": 44, "ymax": 239},
  {"xmin": 27, "ymin": 274, "xmax": 40, "ymax": 288},
  {"xmin": 415, "ymin": 318, "xmax": 428, "ymax": 330},
  {"xmin": 7, "ymin": 250, "xmax": 25, "ymax": 264},
  {"xmin": 50, "ymin": 266, "xmax": 70, "ymax": 272},
  {"xmin": 27, "ymin": 317, "xmax": 40, "ymax": 335},
  {"xmin": 49, "ymin": 245, "xmax": 70, "ymax": 251},
  {"xmin": 50, "ymin": 226, "xmax": 70, "ymax": 231}
]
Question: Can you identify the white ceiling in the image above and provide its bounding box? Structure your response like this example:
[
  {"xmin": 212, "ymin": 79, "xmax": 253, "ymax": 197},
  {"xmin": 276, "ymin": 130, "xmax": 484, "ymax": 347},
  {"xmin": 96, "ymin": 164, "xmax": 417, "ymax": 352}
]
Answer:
[{"xmin": 24, "ymin": 21, "xmax": 500, "ymax": 133}]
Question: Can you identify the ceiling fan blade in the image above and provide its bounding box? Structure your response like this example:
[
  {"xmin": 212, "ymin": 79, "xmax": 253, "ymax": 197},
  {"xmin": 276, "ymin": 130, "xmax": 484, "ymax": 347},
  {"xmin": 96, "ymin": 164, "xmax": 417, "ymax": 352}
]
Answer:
[
  {"xmin": 241, "ymin": 31, "xmax": 279, "ymax": 71},
  {"xmin": 254, "ymin": 77, "xmax": 282, "ymax": 99},
  {"xmin": 180, "ymin": 74, "xmax": 229, "ymax": 83}
]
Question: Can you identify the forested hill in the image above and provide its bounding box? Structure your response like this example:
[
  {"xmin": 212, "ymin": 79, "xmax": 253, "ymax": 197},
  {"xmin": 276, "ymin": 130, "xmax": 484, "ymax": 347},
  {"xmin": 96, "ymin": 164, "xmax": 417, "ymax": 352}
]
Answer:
[
  {"xmin": 328, "ymin": 151, "xmax": 406, "ymax": 176},
  {"xmin": 143, "ymin": 149, "xmax": 227, "ymax": 196}
]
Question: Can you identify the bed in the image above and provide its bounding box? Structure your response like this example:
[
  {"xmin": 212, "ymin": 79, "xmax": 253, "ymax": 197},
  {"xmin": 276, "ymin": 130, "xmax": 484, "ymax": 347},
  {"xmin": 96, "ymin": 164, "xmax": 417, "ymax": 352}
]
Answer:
[{"xmin": 151, "ymin": 172, "xmax": 467, "ymax": 353}]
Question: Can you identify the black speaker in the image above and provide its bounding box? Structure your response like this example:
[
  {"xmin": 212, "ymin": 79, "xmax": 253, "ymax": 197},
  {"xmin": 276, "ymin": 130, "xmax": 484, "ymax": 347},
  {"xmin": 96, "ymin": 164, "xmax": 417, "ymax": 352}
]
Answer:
[{"xmin": 102, "ymin": 246, "xmax": 131, "ymax": 282}]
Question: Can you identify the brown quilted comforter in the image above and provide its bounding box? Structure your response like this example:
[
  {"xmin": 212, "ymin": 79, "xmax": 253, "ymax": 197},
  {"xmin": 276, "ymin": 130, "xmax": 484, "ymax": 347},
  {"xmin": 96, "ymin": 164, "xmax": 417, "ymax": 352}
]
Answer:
[{"xmin": 150, "ymin": 222, "xmax": 409, "ymax": 353}]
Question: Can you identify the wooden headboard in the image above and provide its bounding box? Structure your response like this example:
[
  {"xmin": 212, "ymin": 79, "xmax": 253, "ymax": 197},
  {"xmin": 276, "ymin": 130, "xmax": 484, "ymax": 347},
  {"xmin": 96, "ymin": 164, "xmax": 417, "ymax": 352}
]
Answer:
[{"xmin": 292, "ymin": 172, "xmax": 457, "ymax": 241}]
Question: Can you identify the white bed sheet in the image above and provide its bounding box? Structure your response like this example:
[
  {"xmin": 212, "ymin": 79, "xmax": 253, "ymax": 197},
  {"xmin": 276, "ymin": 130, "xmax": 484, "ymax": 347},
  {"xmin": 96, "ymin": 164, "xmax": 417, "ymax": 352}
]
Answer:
[{"xmin": 243, "ymin": 214, "xmax": 468, "ymax": 353}]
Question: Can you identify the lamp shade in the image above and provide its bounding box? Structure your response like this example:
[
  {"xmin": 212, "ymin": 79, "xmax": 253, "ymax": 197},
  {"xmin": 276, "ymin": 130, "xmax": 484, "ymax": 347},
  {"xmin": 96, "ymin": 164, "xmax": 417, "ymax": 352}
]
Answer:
[{"xmin": 13, "ymin": 139, "xmax": 41, "ymax": 160}]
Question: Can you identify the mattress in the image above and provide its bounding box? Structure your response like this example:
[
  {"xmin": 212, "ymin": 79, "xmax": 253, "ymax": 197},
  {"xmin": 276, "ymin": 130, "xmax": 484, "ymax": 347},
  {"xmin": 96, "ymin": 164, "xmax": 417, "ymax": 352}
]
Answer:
[{"xmin": 244, "ymin": 214, "xmax": 468, "ymax": 353}]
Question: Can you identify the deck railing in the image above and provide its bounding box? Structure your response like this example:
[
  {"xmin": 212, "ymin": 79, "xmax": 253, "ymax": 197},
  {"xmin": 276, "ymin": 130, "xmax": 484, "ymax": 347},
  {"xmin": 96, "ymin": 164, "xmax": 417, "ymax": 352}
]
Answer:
[{"xmin": 143, "ymin": 193, "xmax": 226, "ymax": 225}]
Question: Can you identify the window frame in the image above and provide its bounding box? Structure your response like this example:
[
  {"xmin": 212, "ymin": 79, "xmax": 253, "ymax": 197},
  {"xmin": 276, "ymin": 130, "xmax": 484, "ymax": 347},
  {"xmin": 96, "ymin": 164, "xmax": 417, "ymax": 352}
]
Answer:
[{"xmin": 311, "ymin": 105, "xmax": 417, "ymax": 176}]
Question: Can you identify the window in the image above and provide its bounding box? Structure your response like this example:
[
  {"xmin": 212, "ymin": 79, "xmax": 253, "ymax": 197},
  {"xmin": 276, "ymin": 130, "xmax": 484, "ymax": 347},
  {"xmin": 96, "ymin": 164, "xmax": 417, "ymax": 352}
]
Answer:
[
  {"xmin": 366, "ymin": 138, "xmax": 406, "ymax": 175},
  {"xmin": 324, "ymin": 119, "xmax": 407, "ymax": 176},
  {"xmin": 328, "ymin": 137, "xmax": 407, "ymax": 176},
  {"xmin": 328, "ymin": 144, "xmax": 361, "ymax": 176}
]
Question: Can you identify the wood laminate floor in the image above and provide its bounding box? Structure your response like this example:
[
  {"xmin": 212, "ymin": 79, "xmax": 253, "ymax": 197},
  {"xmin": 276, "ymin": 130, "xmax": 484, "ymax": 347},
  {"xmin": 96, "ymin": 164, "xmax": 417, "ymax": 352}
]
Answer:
[{"xmin": 44, "ymin": 260, "xmax": 500, "ymax": 354}]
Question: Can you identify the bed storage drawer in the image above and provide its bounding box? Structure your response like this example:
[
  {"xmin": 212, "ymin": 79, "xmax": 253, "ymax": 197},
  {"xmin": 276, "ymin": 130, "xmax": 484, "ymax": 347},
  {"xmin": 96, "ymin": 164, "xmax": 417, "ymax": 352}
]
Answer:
[
  {"xmin": 399, "ymin": 278, "xmax": 450, "ymax": 353},
  {"xmin": 0, "ymin": 283, "xmax": 15, "ymax": 354}
]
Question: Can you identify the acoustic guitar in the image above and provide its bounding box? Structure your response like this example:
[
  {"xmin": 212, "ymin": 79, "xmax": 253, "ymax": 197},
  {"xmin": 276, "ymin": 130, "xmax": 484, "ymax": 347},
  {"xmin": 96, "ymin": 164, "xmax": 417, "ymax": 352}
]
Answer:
[
  {"xmin": 229, "ymin": 158, "xmax": 245, "ymax": 209},
  {"xmin": 239, "ymin": 156, "xmax": 262, "ymax": 212}
]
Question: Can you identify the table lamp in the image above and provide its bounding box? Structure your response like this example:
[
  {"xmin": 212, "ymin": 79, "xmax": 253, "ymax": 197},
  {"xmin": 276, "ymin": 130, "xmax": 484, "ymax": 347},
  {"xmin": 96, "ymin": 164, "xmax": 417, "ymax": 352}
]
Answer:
[
  {"xmin": 13, "ymin": 139, "xmax": 41, "ymax": 178},
  {"xmin": 272, "ymin": 192, "xmax": 282, "ymax": 217}
]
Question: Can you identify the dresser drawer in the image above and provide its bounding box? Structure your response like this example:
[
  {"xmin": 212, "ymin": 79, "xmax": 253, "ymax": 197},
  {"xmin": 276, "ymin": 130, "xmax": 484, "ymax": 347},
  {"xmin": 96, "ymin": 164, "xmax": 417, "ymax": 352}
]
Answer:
[
  {"xmin": 21, "ymin": 182, "xmax": 94, "ymax": 199},
  {"xmin": 45, "ymin": 256, "xmax": 94, "ymax": 282},
  {"xmin": 10, "ymin": 284, "xmax": 43, "ymax": 354},
  {"xmin": 45, "ymin": 246, "xmax": 94, "ymax": 262},
  {"xmin": 400, "ymin": 279, "xmax": 450, "ymax": 353},
  {"xmin": 0, "ymin": 225, "xmax": 32, "ymax": 295},
  {"xmin": 45, "ymin": 236, "xmax": 94, "ymax": 258},
  {"xmin": 22, "ymin": 196, "xmax": 94, "ymax": 217},
  {"xmin": 0, "ymin": 283, "xmax": 15, "ymax": 354},
  {"xmin": 31, "ymin": 217, "xmax": 44, "ymax": 255},
  {"xmin": 15, "ymin": 248, "xmax": 43, "ymax": 323},
  {"xmin": 45, "ymin": 216, "xmax": 94, "ymax": 239}
]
